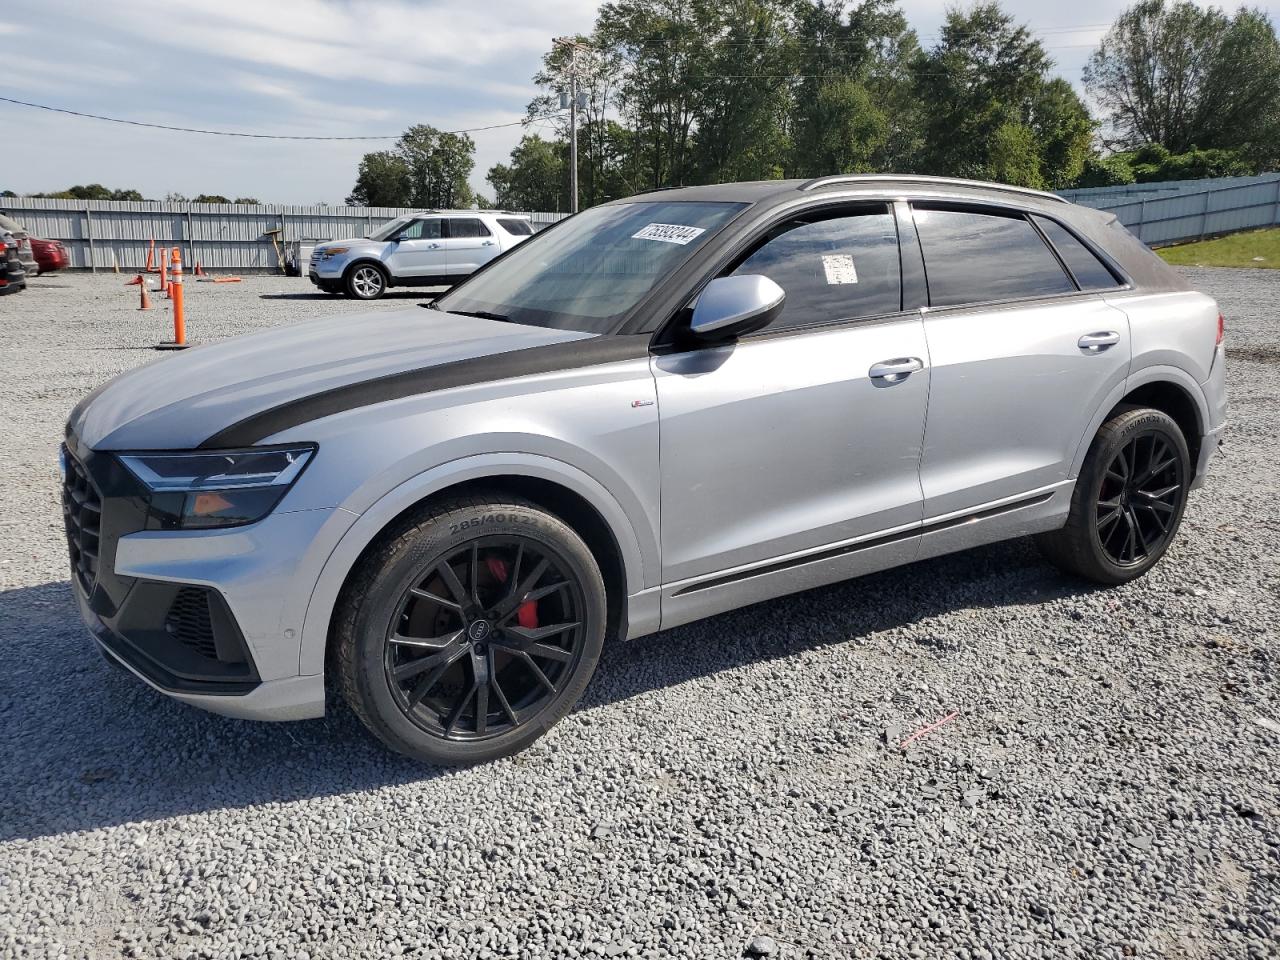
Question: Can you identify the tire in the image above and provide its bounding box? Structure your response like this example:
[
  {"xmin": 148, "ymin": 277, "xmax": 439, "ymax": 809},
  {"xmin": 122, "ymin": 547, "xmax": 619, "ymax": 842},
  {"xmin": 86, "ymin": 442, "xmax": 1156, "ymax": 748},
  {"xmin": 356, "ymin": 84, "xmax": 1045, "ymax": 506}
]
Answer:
[
  {"xmin": 334, "ymin": 495, "xmax": 607, "ymax": 765},
  {"xmin": 1036, "ymin": 406, "xmax": 1191, "ymax": 585},
  {"xmin": 344, "ymin": 262, "xmax": 388, "ymax": 300}
]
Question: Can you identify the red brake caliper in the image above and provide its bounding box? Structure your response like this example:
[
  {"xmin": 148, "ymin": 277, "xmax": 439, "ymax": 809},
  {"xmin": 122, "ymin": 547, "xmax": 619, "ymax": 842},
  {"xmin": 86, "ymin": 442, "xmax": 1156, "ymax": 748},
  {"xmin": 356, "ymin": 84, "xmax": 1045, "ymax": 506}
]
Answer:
[{"xmin": 485, "ymin": 556, "xmax": 540, "ymax": 628}]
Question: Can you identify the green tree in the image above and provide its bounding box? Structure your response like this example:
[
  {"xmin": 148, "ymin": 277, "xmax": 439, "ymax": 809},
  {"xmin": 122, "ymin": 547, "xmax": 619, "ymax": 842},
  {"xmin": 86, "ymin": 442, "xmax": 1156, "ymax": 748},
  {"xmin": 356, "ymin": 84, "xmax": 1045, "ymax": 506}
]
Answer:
[
  {"xmin": 528, "ymin": 33, "xmax": 628, "ymax": 205},
  {"xmin": 487, "ymin": 135, "xmax": 567, "ymax": 210},
  {"xmin": 397, "ymin": 125, "xmax": 476, "ymax": 208},
  {"xmin": 792, "ymin": 79, "xmax": 888, "ymax": 177},
  {"xmin": 1085, "ymin": 1, "xmax": 1280, "ymax": 164},
  {"xmin": 109, "ymin": 189, "xmax": 144, "ymax": 201},
  {"xmin": 913, "ymin": 3, "xmax": 1093, "ymax": 188},
  {"xmin": 234, "ymin": 197, "xmax": 260, "ymax": 205},
  {"xmin": 687, "ymin": 0, "xmax": 794, "ymax": 183},
  {"xmin": 789, "ymin": 0, "xmax": 921, "ymax": 176},
  {"xmin": 346, "ymin": 150, "xmax": 412, "ymax": 207},
  {"xmin": 1029, "ymin": 78, "xmax": 1095, "ymax": 189},
  {"xmin": 986, "ymin": 122, "xmax": 1043, "ymax": 188},
  {"xmin": 1075, "ymin": 154, "xmax": 1137, "ymax": 188},
  {"xmin": 192, "ymin": 194, "xmax": 231, "ymax": 204}
]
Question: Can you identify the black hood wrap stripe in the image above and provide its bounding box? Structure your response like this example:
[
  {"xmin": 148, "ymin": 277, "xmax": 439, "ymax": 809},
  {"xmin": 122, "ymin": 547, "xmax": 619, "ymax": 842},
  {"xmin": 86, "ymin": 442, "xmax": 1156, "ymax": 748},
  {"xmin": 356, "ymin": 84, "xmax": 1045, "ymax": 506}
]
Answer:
[{"xmin": 200, "ymin": 333, "xmax": 653, "ymax": 449}]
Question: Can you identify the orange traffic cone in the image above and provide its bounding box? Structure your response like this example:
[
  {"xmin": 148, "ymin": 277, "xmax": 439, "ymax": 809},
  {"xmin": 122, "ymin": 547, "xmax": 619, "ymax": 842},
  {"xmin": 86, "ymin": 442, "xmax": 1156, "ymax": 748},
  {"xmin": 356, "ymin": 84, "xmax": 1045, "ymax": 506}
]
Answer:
[
  {"xmin": 126, "ymin": 274, "xmax": 143, "ymax": 286},
  {"xmin": 145, "ymin": 239, "xmax": 157, "ymax": 273},
  {"xmin": 194, "ymin": 262, "xmax": 206, "ymax": 277},
  {"xmin": 138, "ymin": 277, "xmax": 152, "ymax": 310}
]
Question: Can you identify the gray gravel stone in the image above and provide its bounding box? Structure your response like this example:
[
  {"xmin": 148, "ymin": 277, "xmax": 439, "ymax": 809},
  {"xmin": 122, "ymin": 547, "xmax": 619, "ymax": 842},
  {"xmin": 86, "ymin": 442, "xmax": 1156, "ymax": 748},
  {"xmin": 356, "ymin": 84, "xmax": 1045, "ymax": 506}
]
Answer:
[{"xmin": 0, "ymin": 270, "xmax": 1277, "ymax": 959}]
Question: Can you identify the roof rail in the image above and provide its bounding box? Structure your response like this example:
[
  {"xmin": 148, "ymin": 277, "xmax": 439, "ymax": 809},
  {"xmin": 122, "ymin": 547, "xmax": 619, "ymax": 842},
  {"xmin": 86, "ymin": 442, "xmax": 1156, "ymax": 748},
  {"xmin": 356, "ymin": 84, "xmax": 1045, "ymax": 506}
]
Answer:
[{"xmin": 797, "ymin": 174, "xmax": 1070, "ymax": 204}]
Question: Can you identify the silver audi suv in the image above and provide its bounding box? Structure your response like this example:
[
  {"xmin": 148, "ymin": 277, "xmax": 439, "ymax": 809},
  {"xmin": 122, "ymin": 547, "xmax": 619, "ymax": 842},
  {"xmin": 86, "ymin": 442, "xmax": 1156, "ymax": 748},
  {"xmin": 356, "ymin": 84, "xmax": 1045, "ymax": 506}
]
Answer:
[{"xmin": 64, "ymin": 175, "xmax": 1227, "ymax": 764}]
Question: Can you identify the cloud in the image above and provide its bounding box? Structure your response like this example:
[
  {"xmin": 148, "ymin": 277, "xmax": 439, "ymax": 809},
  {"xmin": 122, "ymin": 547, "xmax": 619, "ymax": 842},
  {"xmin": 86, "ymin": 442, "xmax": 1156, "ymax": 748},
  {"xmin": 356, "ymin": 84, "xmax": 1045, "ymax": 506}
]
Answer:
[{"xmin": 65, "ymin": 0, "xmax": 591, "ymax": 88}]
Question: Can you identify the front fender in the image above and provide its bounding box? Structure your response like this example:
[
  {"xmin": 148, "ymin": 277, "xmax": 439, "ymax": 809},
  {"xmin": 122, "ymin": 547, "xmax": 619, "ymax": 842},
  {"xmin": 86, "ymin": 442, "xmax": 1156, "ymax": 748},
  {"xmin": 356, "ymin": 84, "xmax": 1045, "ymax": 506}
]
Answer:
[{"xmin": 296, "ymin": 452, "xmax": 653, "ymax": 676}]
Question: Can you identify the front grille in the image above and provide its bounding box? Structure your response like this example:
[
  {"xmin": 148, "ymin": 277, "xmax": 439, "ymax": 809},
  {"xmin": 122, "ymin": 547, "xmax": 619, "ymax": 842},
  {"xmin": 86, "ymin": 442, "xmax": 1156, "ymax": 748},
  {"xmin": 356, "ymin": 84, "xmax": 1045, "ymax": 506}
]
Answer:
[
  {"xmin": 165, "ymin": 587, "xmax": 219, "ymax": 661},
  {"xmin": 61, "ymin": 445, "xmax": 103, "ymax": 594}
]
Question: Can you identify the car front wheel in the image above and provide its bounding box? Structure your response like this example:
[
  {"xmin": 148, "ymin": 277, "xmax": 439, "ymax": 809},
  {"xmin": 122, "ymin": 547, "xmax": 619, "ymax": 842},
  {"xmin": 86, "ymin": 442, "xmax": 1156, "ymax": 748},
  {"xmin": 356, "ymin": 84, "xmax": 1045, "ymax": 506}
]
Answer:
[
  {"xmin": 334, "ymin": 495, "xmax": 607, "ymax": 764},
  {"xmin": 344, "ymin": 263, "xmax": 387, "ymax": 300},
  {"xmin": 1037, "ymin": 406, "xmax": 1191, "ymax": 584}
]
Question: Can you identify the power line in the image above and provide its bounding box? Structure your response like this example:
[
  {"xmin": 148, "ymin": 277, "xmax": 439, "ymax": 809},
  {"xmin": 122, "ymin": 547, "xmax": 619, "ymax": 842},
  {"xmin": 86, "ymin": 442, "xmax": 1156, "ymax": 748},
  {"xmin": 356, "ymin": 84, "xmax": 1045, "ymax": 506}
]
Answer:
[{"xmin": 0, "ymin": 95, "xmax": 567, "ymax": 140}]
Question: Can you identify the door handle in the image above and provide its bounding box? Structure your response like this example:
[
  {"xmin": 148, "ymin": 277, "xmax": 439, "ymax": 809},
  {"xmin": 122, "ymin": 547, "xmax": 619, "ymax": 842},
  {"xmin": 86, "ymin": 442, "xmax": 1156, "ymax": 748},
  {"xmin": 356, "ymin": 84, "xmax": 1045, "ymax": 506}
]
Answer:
[
  {"xmin": 1078, "ymin": 331, "xmax": 1120, "ymax": 352},
  {"xmin": 481, "ymin": 240, "xmax": 495, "ymax": 247},
  {"xmin": 868, "ymin": 357, "xmax": 925, "ymax": 382},
  {"xmin": 427, "ymin": 242, "xmax": 441, "ymax": 249}
]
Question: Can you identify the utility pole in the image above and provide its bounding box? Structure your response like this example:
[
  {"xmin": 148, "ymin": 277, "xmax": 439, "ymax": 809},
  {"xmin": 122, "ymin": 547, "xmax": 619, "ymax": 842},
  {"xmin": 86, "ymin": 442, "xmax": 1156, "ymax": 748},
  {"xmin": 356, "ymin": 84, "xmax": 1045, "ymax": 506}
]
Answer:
[{"xmin": 553, "ymin": 36, "xmax": 582, "ymax": 213}]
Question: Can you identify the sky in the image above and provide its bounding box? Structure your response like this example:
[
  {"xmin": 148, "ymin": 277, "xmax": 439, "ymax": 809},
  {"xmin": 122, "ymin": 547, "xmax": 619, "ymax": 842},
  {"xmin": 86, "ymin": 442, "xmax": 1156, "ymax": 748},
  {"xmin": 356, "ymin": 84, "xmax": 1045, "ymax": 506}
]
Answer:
[{"xmin": 1, "ymin": 0, "xmax": 1273, "ymax": 206}]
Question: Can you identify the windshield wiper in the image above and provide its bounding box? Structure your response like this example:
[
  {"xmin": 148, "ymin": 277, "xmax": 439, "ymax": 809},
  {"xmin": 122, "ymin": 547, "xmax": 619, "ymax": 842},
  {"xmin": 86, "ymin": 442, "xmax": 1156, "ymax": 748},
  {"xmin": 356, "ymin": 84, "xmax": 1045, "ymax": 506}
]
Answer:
[{"xmin": 443, "ymin": 309, "xmax": 512, "ymax": 323}]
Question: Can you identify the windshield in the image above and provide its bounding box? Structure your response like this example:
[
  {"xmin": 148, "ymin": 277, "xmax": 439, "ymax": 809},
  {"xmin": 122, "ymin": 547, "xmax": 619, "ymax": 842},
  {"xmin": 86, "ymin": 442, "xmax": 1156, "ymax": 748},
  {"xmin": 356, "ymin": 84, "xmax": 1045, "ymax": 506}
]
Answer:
[
  {"xmin": 367, "ymin": 215, "xmax": 415, "ymax": 241},
  {"xmin": 435, "ymin": 200, "xmax": 746, "ymax": 333}
]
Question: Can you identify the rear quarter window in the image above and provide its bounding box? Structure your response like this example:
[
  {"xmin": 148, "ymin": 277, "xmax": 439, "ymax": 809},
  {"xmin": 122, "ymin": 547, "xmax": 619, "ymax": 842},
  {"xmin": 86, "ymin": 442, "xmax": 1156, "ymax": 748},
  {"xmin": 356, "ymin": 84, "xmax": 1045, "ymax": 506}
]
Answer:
[
  {"xmin": 913, "ymin": 205, "xmax": 1075, "ymax": 307},
  {"xmin": 1033, "ymin": 216, "xmax": 1121, "ymax": 290},
  {"xmin": 497, "ymin": 218, "xmax": 534, "ymax": 236}
]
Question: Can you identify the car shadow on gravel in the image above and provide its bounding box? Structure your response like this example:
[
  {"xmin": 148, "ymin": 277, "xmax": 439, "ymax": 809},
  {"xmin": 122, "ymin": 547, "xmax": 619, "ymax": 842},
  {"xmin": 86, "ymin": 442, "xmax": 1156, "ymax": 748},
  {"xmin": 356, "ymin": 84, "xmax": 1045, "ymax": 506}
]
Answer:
[{"xmin": 0, "ymin": 538, "xmax": 1096, "ymax": 842}]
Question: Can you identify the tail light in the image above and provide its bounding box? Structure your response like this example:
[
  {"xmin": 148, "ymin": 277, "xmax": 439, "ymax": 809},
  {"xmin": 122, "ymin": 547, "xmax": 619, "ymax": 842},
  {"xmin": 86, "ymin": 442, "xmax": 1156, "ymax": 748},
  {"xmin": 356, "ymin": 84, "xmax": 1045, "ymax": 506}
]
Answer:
[{"xmin": 1216, "ymin": 313, "xmax": 1225, "ymax": 346}]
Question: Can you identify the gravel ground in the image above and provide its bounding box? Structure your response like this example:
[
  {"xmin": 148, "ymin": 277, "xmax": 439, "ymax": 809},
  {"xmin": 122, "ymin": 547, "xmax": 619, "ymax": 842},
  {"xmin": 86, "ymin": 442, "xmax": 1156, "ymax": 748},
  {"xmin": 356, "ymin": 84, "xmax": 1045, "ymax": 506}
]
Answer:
[{"xmin": 0, "ymin": 271, "xmax": 1277, "ymax": 960}]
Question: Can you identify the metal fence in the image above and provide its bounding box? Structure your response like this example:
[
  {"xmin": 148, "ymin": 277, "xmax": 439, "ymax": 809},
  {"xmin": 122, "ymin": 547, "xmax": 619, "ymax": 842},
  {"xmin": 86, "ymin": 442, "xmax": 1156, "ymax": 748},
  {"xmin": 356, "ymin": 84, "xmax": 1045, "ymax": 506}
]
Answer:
[
  {"xmin": 1059, "ymin": 173, "xmax": 1280, "ymax": 246},
  {"xmin": 6, "ymin": 173, "xmax": 1279, "ymax": 268},
  {"xmin": 0, "ymin": 198, "xmax": 568, "ymax": 272}
]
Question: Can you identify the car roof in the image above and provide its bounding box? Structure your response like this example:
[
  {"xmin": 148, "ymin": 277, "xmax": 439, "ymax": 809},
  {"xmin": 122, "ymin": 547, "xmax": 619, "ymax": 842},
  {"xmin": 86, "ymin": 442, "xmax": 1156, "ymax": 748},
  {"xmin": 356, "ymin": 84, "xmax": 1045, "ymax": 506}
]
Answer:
[
  {"xmin": 402, "ymin": 210, "xmax": 526, "ymax": 218},
  {"xmin": 616, "ymin": 175, "xmax": 1072, "ymax": 215}
]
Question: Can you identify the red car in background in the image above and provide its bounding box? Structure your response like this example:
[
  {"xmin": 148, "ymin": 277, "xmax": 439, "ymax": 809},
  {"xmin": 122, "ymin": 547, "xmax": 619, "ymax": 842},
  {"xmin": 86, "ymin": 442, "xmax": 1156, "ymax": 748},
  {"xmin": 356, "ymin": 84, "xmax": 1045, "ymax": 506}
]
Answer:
[{"xmin": 30, "ymin": 236, "xmax": 68, "ymax": 273}]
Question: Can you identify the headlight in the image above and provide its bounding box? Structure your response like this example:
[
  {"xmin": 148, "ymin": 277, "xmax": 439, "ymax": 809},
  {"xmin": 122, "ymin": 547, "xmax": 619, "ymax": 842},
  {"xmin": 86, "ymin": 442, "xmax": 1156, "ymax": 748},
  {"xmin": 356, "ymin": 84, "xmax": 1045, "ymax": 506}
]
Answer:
[
  {"xmin": 119, "ymin": 445, "xmax": 315, "ymax": 529},
  {"xmin": 320, "ymin": 247, "xmax": 349, "ymax": 258}
]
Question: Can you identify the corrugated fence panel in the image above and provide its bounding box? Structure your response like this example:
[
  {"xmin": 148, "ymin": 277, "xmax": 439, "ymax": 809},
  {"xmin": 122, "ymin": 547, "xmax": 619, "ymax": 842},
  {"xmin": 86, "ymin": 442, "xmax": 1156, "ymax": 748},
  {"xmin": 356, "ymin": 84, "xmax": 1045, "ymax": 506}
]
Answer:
[
  {"xmin": 0, "ymin": 198, "xmax": 569, "ymax": 271},
  {"xmin": 1059, "ymin": 174, "xmax": 1280, "ymax": 245},
  {"xmin": 20, "ymin": 176, "xmax": 1278, "ymax": 258}
]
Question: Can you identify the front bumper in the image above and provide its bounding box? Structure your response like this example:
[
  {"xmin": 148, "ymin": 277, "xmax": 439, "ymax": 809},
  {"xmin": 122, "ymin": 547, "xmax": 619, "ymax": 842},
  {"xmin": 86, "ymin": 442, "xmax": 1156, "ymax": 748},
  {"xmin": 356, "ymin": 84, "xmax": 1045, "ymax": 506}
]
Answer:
[
  {"xmin": 64, "ymin": 436, "xmax": 341, "ymax": 721},
  {"xmin": 309, "ymin": 255, "xmax": 349, "ymax": 280}
]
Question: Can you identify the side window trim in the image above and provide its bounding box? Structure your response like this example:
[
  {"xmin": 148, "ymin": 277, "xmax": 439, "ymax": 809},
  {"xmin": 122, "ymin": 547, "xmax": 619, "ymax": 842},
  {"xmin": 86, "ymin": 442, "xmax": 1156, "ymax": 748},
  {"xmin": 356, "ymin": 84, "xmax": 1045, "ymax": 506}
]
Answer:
[
  {"xmin": 722, "ymin": 202, "xmax": 906, "ymax": 335},
  {"xmin": 1030, "ymin": 214, "xmax": 1128, "ymax": 290},
  {"xmin": 1026, "ymin": 214, "xmax": 1084, "ymax": 291},
  {"xmin": 910, "ymin": 200, "xmax": 1086, "ymax": 312},
  {"xmin": 443, "ymin": 218, "xmax": 492, "ymax": 239},
  {"xmin": 894, "ymin": 200, "xmax": 929, "ymax": 312}
]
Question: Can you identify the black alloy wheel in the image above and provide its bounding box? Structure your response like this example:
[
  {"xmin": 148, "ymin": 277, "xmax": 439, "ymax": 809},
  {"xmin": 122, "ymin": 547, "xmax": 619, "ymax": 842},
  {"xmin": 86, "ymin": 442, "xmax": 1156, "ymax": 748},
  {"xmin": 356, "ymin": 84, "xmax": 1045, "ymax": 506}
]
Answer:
[
  {"xmin": 1094, "ymin": 430, "xmax": 1186, "ymax": 566},
  {"xmin": 384, "ymin": 536, "xmax": 586, "ymax": 740},
  {"xmin": 335, "ymin": 496, "xmax": 606, "ymax": 764},
  {"xmin": 1036, "ymin": 406, "xmax": 1191, "ymax": 585}
]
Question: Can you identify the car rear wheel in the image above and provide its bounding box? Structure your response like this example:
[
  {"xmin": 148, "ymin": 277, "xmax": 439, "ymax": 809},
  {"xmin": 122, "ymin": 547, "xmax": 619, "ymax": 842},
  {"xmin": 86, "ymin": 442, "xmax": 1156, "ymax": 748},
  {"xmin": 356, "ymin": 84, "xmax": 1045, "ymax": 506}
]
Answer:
[
  {"xmin": 334, "ymin": 495, "xmax": 606, "ymax": 765},
  {"xmin": 1037, "ymin": 407, "xmax": 1190, "ymax": 584},
  {"xmin": 344, "ymin": 263, "xmax": 387, "ymax": 300}
]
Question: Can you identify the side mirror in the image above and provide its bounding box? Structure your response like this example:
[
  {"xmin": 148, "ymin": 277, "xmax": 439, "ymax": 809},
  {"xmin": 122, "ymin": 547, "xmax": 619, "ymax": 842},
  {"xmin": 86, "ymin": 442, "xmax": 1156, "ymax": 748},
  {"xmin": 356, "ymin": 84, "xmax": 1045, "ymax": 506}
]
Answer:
[{"xmin": 688, "ymin": 275, "xmax": 785, "ymax": 341}]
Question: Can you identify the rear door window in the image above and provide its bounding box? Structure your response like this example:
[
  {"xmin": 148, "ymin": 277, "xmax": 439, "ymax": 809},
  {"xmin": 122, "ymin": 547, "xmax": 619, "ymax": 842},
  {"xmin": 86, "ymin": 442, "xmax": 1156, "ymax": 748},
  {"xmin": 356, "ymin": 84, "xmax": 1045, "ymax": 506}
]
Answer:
[
  {"xmin": 730, "ymin": 206, "xmax": 902, "ymax": 332},
  {"xmin": 497, "ymin": 218, "xmax": 534, "ymax": 236},
  {"xmin": 445, "ymin": 218, "xmax": 492, "ymax": 239},
  {"xmin": 1032, "ymin": 216, "xmax": 1121, "ymax": 290},
  {"xmin": 912, "ymin": 205, "xmax": 1075, "ymax": 307}
]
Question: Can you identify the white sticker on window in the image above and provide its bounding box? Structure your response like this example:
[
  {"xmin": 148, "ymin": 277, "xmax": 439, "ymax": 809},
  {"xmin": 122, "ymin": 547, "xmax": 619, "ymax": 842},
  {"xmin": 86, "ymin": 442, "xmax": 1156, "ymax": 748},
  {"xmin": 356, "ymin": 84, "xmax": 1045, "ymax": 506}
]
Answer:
[
  {"xmin": 631, "ymin": 222, "xmax": 707, "ymax": 245},
  {"xmin": 822, "ymin": 254, "xmax": 859, "ymax": 285}
]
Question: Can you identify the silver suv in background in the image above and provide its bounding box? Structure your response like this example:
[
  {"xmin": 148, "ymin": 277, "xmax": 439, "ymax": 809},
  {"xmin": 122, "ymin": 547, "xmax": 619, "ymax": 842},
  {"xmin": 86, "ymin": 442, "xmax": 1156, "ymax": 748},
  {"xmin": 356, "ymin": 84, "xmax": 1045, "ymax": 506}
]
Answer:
[
  {"xmin": 65, "ymin": 176, "xmax": 1226, "ymax": 765},
  {"xmin": 309, "ymin": 211, "xmax": 534, "ymax": 299}
]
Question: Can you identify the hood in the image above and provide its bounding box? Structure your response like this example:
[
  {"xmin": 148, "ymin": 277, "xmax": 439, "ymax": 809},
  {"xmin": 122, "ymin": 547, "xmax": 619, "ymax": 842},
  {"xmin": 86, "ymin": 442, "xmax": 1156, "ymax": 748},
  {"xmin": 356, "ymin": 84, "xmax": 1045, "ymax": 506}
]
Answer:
[
  {"xmin": 70, "ymin": 308, "xmax": 594, "ymax": 450},
  {"xmin": 318, "ymin": 236, "xmax": 381, "ymax": 250}
]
